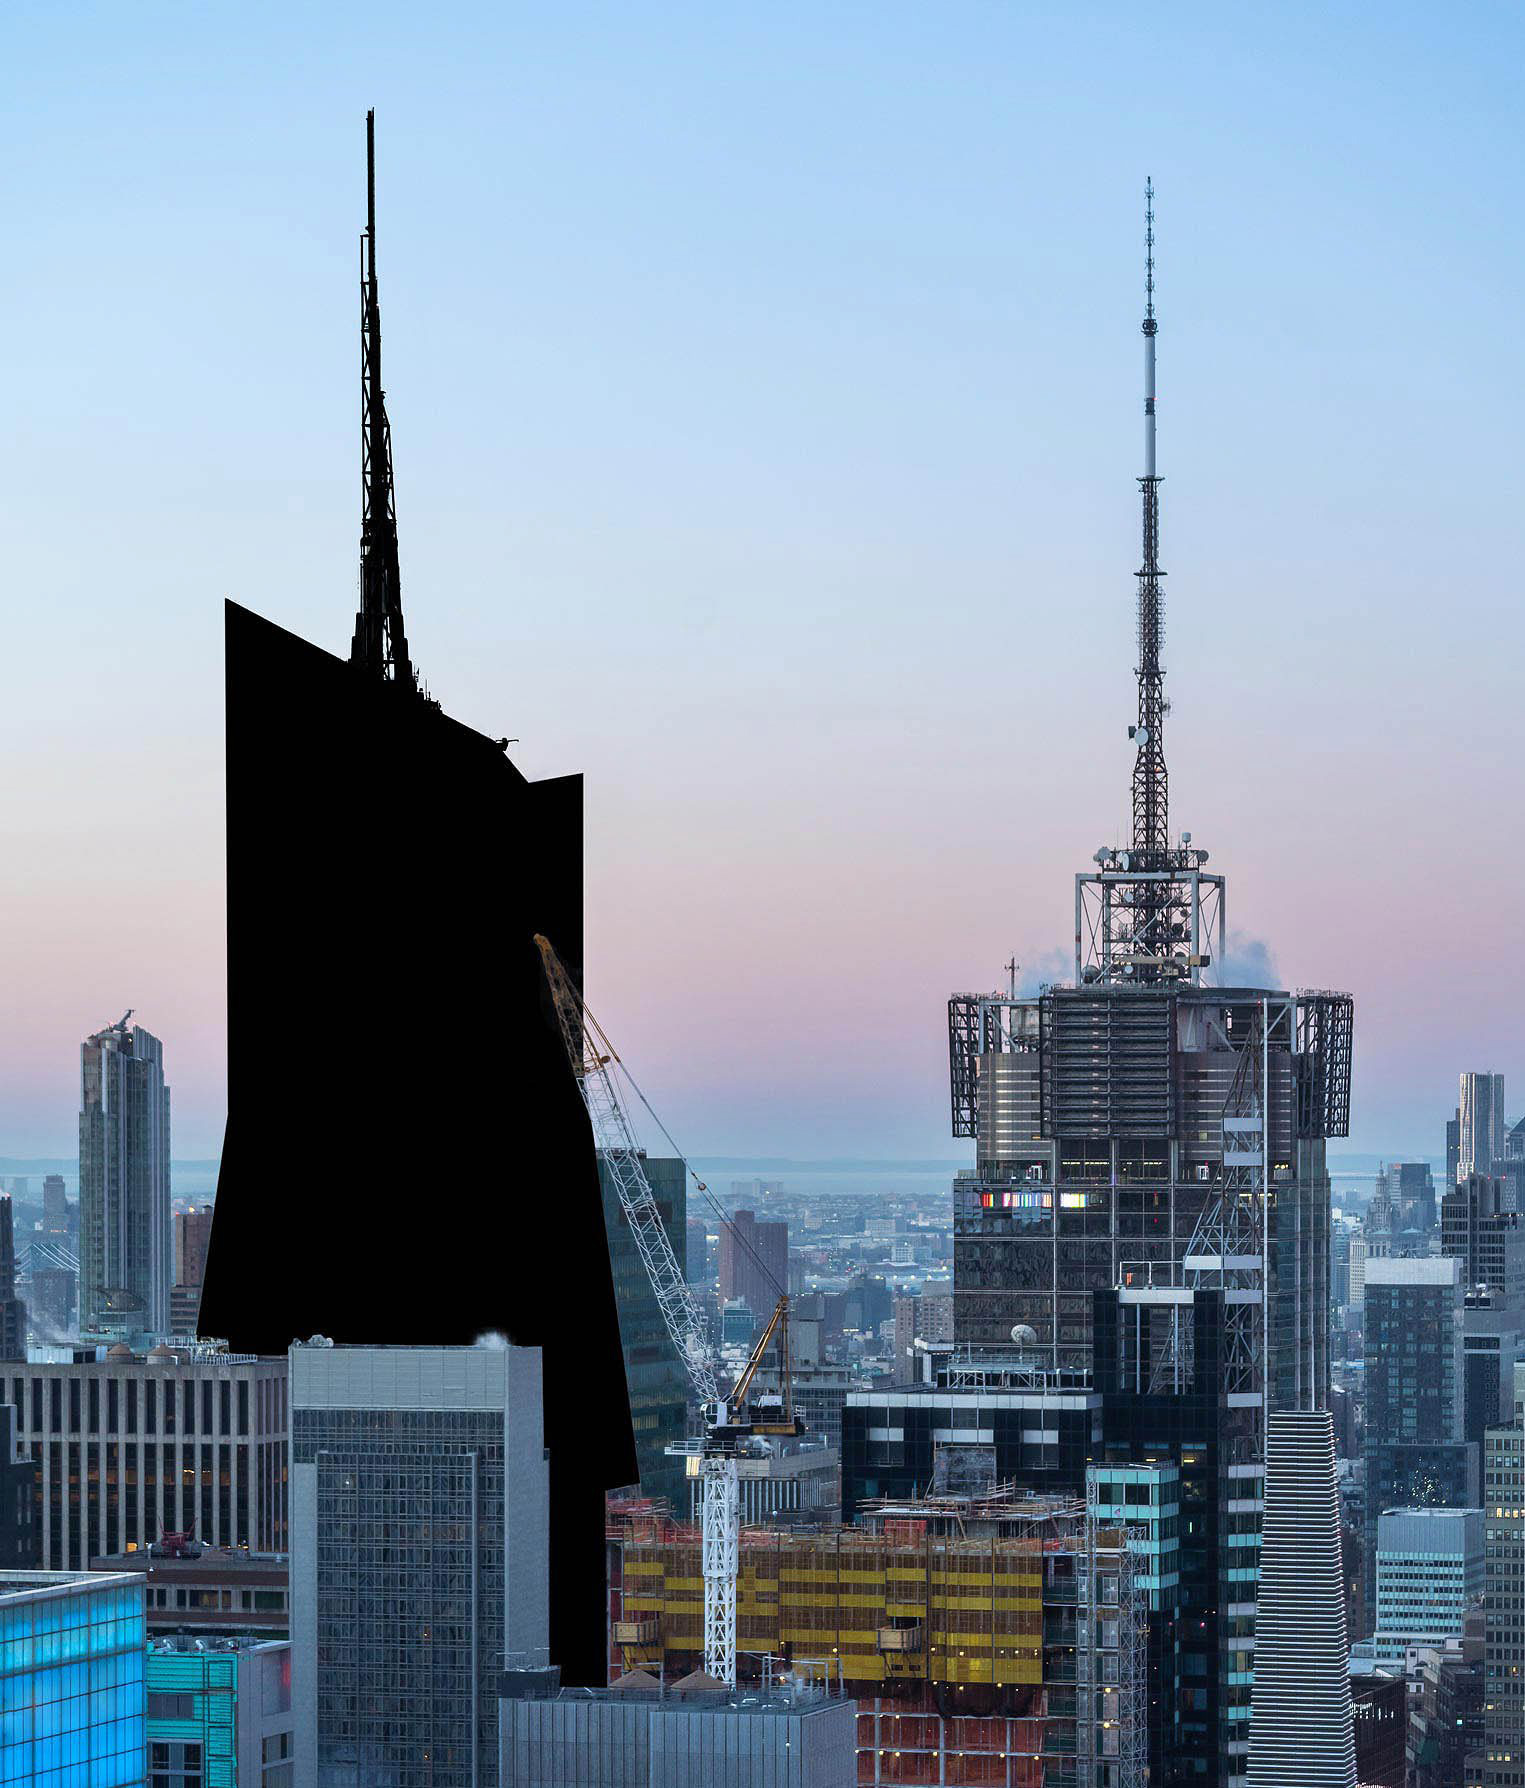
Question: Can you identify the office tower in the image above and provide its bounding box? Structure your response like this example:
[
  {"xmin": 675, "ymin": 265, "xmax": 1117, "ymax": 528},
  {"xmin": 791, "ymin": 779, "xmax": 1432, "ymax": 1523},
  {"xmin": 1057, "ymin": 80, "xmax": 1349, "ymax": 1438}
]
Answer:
[
  {"xmin": 290, "ymin": 1340, "xmax": 548, "ymax": 1788},
  {"xmin": 947, "ymin": 190, "xmax": 1351, "ymax": 1403},
  {"xmin": 600, "ymin": 1152, "xmax": 689, "ymax": 1508},
  {"xmin": 1246, "ymin": 1409, "xmax": 1356, "ymax": 1787},
  {"xmin": 1448, "ymin": 1109, "xmax": 1462, "ymax": 1188},
  {"xmin": 1092, "ymin": 1285, "xmax": 1245, "ymax": 1783},
  {"xmin": 719, "ymin": 1299, "xmax": 755, "ymax": 1346},
  {"xmin": 1459, "ymin": 1073, "xmax": 1506, "ymax": 1182},
  {"xmin": 685, "ymin": 1218, "xmax": 711, "ymax": 1284},
  {"xmin": 1372, "ymin": 1506, "xmax": 1482, "ymax": 1662},
  {"xmin": 1461, "ymin": 1298, "xmax": 1522, "ymax": 1451},
  {"xmin": 1470, "ymin": 1421, "xmax": 1525, "ymax": 1787},
  {"xmin": 175, "ymin": 1206, "xmax": 214, "ymax": 1289},
  {"xmin": 1348, "ymin": 1232, "xmax": 1368, "ymax": 1309},
  {"xmin": 5, "ymin": 1342, "xmax": 287, "ymax": 1568},
  {"xmin": 1444, "ymin": 1174, "xmax": 1525, "ymax": 1298},
  {"xmin": 79, "ymin": 1013, "xmax": 171, "ymax": 1336},
  {"xmin": 1362, "ymin": 1257, "xmax": 1475, "ymax": 1620},
  {"xmin": 718, "ymin": 1208, "xmax": 788, "ymax": 1317},
  {"xmin": 198, "ymin": 117, "xmax": 632, "ymax": 1686},
  {"xmin": 41, "ymin": 1173, "xmax": 68, "ymax": 1234},
  {"xmin": 146, "ymin": 1637, "xmax": 293, "ymax": 1788},
  {"xmin": 0, "ymin": 1198, "xmax": 27, "ymax": 1359},
  {"xmin": 1387, "ymin": 1159, "xmax": 1438, "ymax": 1235},
  {"xmin": 169, "ymin": 1204, "xmax": 216, "ymax": 1335},
  {"xmin": 0, "ymin": 1570, "xmax": 146, "ymax": 1781}
]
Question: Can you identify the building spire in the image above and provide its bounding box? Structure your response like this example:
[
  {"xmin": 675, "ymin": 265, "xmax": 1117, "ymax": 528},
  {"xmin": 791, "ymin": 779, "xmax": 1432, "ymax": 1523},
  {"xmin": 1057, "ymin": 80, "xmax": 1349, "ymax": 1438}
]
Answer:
[
  {"xmin": 349, "ymin": 109, "xmax": 418, "ymax": 693},
  {"xmin": 1131, "ymin": 176, "xmax": 1168, "ymax": 859}
]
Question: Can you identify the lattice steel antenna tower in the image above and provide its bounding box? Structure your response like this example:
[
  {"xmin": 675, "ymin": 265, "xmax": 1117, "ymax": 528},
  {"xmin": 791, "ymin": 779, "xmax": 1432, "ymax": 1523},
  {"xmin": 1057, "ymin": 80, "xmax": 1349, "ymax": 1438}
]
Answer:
[
  {"xmin": 1133, "ymin": 177, "xmax": 1166, "ymax": 860},
  {"xmin": 349, "ymin": 110, "xmax": 419, "ymax": 694},
  {"xmin": 1075, "ymin": 181, "xmax": 1222, "ymax": 987}
]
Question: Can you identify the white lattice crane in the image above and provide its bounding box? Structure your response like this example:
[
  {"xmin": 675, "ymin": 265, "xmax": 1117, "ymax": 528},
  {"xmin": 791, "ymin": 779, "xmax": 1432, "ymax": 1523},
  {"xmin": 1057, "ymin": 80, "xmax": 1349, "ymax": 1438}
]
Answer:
[{"xmin": 535, "ymin": 935, "xmax": 797, "ymax": 1688}]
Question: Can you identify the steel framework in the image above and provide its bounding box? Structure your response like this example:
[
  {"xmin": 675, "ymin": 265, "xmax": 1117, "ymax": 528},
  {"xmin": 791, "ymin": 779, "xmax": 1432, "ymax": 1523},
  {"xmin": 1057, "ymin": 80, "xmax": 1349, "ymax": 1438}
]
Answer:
[{"xmin": 1295, "ymin": 990, "xmax": 1354, "ymax": 1139}]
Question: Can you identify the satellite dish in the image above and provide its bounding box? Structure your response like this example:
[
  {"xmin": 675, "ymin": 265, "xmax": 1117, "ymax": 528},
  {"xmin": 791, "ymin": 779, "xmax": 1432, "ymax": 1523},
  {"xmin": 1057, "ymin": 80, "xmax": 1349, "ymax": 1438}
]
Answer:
[{"xmin": 1010, "ymin": 1324, "xmax": 1038, "ymax": 1347}]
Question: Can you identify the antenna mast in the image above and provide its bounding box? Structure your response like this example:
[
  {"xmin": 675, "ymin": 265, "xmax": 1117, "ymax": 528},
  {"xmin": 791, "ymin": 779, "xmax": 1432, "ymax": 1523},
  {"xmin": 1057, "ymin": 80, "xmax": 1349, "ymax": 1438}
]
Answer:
[
  {"xmin": 349, "ymin": 109, "xmax": 418, "ymax": 693},
  {"xmin": 1073, "ymin": 179, "xmax": 1224, "ymax": 988},
  {"xmin": 1132, "ymin": 176, "xmax": 1167, "ymax": 860}
]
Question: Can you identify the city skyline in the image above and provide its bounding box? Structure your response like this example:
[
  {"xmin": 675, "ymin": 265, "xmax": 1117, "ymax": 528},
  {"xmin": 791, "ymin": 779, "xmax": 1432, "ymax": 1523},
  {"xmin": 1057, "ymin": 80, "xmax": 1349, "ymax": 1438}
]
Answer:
[{"xmin": 3, "ymin": 6, "xmax": 1523, "ymax": 1160}]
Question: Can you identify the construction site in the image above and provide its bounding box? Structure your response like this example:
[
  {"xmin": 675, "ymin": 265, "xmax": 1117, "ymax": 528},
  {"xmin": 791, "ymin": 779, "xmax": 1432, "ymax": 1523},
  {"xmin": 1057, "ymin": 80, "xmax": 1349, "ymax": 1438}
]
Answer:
[{"xmin": 606, "ymin": 1494, "xmax": 1145, "ymax": 1786}]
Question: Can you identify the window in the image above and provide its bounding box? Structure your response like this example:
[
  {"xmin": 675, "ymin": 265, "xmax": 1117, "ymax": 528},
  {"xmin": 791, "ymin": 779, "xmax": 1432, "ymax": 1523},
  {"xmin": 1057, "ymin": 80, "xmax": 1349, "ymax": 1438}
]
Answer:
[{"xmin": 147, "ymin": 1692, "xmax": 194, "ymax": 1717}]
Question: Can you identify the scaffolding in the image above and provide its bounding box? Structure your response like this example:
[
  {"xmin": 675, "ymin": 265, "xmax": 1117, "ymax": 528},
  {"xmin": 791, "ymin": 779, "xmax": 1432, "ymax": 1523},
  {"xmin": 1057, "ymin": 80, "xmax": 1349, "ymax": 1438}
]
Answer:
[{"xmin": 607, "ymin": 1513, "xmax": 1149, "ymax": 1786}]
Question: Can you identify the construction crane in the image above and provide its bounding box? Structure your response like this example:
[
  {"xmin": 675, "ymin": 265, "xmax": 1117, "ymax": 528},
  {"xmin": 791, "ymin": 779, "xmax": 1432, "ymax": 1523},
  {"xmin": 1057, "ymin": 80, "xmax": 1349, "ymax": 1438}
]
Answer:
[{"xmin": 535, "ymin": 935, "xmax": 798, "ymax": 1687}]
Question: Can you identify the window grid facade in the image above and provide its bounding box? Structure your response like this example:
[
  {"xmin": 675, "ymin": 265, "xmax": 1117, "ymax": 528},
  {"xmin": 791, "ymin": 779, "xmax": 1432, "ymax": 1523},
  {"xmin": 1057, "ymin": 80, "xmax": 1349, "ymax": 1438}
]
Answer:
[
  {"xmin": 295, "ymin": 1408, "xmax": 503, "ymax": 1788},
  {"xmin": 7, "ymin": 1360, "xmax": 288, "ymax": 1571}
]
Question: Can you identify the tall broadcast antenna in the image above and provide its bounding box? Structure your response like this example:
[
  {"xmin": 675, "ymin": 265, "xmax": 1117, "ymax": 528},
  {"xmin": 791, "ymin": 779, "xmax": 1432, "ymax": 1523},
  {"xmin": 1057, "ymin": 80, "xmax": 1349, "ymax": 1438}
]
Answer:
[
  {"xmin": 349, "ymin": 110, "xmax": 419, "ymax": 694},
  {"xmin": 1132, "ymin": 176, "xmax": 1167, "ymax": 859},
  {"xmin": 1073, "ymin": 180, "xmax": 1224, "ymax": 986}
]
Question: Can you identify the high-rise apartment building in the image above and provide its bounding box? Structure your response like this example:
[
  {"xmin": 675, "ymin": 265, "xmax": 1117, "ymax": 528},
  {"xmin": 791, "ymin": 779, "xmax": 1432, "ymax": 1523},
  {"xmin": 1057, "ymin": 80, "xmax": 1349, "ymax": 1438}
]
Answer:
[
  {"xmin": 290, "ymin": 1340, "xmax": 548, "ymax": 1788},
  {"xmin": 1459, "ymin": 1073, "xmax": 1506, "ymax": 1184},
  {"xmin": 79, "ymin": 1014, "xmax": 171, "ymax": 1335},
  {"xmin": 599, "ymin": 1153, "xmax": 689, "ymax": 1508},
  {"xmin": 1363, "ymin": 1257, "xmax": 1474, "ymax": 1620},
  {"xmin": 718, "ymin": 1208, "xmax": 788, "ymax": 1321},
  {"xmin": 5, "ymin": 1342, "xmax": 287, "ymax": 1569}
]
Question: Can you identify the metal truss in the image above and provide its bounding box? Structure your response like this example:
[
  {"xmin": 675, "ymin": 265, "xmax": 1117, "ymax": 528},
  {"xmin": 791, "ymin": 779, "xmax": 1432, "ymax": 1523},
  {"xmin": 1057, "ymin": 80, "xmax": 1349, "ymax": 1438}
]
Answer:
[
  {"xmin": 1295, "ymin": 990, "xmax": 1354, "ymax": 1139},
  {"xmin": 701, "ymin": 1453, "xmax": 739, "ymax": 1687},
  {"xmin": 1075, "ymin": 857, "xmax": 1225, "ymax": 987},
  {"xmin": 946, "ymin": 990, "xmax": 1041, "ymax": 1138}
]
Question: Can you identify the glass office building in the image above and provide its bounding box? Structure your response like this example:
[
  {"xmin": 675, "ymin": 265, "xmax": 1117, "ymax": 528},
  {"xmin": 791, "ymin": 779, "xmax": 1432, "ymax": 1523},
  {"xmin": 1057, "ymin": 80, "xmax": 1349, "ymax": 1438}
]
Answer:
[
  {"xmin": 290, "ymin": 1342, "xmax": 549, "ymax": 1788},
  {"xmin": 0, "ymin": 1568, "xmax": 146, "ymax": 1786},
  {"xmin": 598, "ymin": 1153, "xmax": 689, "ymax": 1508}
]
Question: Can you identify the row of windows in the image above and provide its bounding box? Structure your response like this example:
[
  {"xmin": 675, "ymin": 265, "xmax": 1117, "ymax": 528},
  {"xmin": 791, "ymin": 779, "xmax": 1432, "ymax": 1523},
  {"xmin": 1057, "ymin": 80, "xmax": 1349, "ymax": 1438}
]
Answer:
[{"xmin": 9, "ymin": 1376, "xmax": 272, "ymax": 1440}]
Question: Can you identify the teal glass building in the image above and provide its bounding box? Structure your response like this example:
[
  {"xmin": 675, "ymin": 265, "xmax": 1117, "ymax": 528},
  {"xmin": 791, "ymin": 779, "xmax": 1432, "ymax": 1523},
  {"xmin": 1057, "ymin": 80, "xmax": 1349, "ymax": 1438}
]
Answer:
[{"xmin": 0, "ymin": 1569, "xmax": 146, "ymax": 1787}]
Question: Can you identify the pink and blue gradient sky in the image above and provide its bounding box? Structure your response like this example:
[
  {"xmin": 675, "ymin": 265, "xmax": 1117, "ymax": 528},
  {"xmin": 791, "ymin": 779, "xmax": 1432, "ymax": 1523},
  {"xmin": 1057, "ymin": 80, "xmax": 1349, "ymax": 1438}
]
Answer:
[{"xmin": 1, "ymin": 4, "xmax": 1521, "ymax": 1159}]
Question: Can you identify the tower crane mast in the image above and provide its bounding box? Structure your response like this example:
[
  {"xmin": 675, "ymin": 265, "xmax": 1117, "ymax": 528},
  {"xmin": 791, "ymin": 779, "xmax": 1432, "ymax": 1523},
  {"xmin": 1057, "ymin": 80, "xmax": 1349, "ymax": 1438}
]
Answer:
[{"xmin": 536, "ymin": 935, "xmax": 795, "ymax": 1688}]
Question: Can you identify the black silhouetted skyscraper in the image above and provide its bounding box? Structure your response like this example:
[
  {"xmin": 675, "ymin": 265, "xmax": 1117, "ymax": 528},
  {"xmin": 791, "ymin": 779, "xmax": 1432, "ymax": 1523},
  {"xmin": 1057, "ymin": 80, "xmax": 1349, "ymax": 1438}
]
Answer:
[{"xmin": 198, "ymin": 115, "xmax": 631, "ymax": 1685}]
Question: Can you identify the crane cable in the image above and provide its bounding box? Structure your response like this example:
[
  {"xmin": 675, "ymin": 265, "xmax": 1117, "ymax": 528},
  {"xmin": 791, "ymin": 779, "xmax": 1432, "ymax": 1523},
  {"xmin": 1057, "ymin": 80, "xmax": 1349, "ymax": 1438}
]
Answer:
[{"xmin": 605, "ymin": 1048, "xmax": 789, "ymax": 1307}]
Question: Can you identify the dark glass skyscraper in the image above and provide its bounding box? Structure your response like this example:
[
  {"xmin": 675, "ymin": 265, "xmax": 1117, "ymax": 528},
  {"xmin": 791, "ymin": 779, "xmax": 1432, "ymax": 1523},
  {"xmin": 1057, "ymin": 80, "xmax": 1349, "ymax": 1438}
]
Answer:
[
  {"xmin": 600, "ymin": 1152, "xmax": 689, "ymax": 1508},
  {"xmin": 1361, "ymin": 1256, "xmax": 1475, "ymax": 1624}
]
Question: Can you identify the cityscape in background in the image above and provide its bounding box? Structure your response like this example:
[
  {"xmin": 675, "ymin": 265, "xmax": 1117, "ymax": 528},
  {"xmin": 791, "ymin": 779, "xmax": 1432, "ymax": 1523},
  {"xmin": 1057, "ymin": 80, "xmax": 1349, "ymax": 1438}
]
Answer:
[{"xmin": 2, "ymin": 26, "xmax": 1520, "ymax": 1788}]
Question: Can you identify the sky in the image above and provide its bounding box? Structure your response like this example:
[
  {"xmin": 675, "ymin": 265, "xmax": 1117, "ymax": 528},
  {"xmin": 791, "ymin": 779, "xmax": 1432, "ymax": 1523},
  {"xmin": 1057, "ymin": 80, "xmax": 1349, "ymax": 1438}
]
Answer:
[{"xmin": 1, "ymin": 3, "xmax": 1521, "ymax": 1159}]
